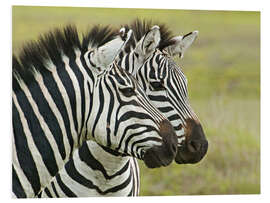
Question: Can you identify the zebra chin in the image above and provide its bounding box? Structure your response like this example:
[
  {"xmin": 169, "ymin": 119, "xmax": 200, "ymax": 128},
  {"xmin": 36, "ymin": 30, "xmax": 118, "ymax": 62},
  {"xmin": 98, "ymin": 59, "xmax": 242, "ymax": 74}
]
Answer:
[
  {"xmin": 142, "ymin": 120, "xmax": 178, "ymax": 168},
  {"xmin": 174, "ymin": 119, "xmax": 208, "ymax": 164}
]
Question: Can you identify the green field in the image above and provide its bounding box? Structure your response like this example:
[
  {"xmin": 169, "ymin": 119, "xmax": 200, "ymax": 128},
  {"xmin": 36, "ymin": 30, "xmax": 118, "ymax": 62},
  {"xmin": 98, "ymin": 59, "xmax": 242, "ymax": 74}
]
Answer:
[{"xmin": 12, "ymin": 6, "xmax": 260, "ymax": 196}]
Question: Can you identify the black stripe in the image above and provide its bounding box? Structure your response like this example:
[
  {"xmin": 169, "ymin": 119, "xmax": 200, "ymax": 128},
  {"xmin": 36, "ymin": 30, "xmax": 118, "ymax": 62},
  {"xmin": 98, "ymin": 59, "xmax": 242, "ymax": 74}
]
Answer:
[
  {"xmin": 104, "ymin": 171, "xmax": 132, "ymax": 194},
  {"xmin": 131, "ymin": 53, "xmax": 135, "ymax": 73},
  {"xmin": 91, "ymin": 82, "xmax": 104, "ymax": 139},
  {"xmin": 12, "ymin": 99, "xmax": 41, "ymax": 196},
  {"xmin": 103, "ymin": 78, "xmax": 114, "ymax": 147},
  {"xmin": 115, "ymin": 123, "xmax": 157, "ymax": 152},
  {"xmin": 124, "ymin": 129, "xmax": 161, "ymax": 155},
  {"xmin": 130, "ymin": 162, "xmax": 135, "ymax": 196},
  {"xmin": 55, "ymin": 174, "xmax": 77, "ymax": 197},
  {"xmin": 27, "ymin": 77, "xmax": 66, "ymax": 160},
  {"xmin": 44, "ymin": 188, "xmax": 53, "ymax": 198},
  {"xmin": 51, "ymin": 181, "xmax": 60, "ymax": 198},
  {"xmin": 171, "ymin": 71, "xmax": 187, "ymax": 101},
  {"xmin": 56, "ymin": 60, "xmax": 78, "ymax": 133},
  {"xmin": 168, "ymin": 114, "xmax": 181, "ymax": 121},
  {"xmin": 148, "ymin": 94, "xmax": 166, "ymax": 102},
  {"xmin": 167, "ymin": 83, "xmax": 190, "ymax": 120},
  {"xmin": 65, "ymin": 156, "xmax": 132, "ymax": 195},
  {"xmin": 124, "ymin": 53, "xmax": 130, "ymax": 72},
  {"xmin": 79, "ymin": 142, "xmax": 110, "ymax": 179},
  {"xmin": 158, "ymin": 106, "xmax": 174, "ymax": 113},
  {"xmin": 88, "ymin": 52, "xmax": 97, "ymax": 68},
  {"xmin": 79, "ymin": 142, "xmax": 130, "ymax": 179},
  {"xmin": 12, "ymin": 165, "xmax": 27, "ymax": 198},
  {"xmin": 136, "ymin": 68, "xmax": 147, "ymax": 91},
  {"xmin": 68, "ymin": 56, "xmax": 86, "ymax": 140},
  {"xmin": 110, "ymin": 161, "xmax": 130, "ymax": 178},
  {"xmin": 115, "ymin": 110, "xmax": 156, "ymax": 136},
  {"xmin": 148, "ymin": 56, "xmax": 156, "ymax": 80},
  {"xmin": 40, "ymin": 69, "xmax": 74, "ymax": 158},
  {"xmin": 81, "ymin": 53, "xmax": 95, "ymax": 84},
  {"xmin": 130, "ymin": 137, "xmax": 162, "ymax": 158},
  {"xmin": 144, "ymin": 61, "xmax": 148, "ymax": 85},
  {"xmin": 128, "ymin": 188, "xmax": 133, "ymax": 196},
  {"xmin": 65, "ymin": 158, "xmax": 102, "ymax": 193},
  {"xmin": 100, "ymin": 145, "xmax": 126, "ymax": 156},
  {"xmin": 83, "ymin": 82, "xmax": 93, "ymax": 141},
  {"xmin": 14, "ymin": 83, "xmax": 59, "ymax": 178}
]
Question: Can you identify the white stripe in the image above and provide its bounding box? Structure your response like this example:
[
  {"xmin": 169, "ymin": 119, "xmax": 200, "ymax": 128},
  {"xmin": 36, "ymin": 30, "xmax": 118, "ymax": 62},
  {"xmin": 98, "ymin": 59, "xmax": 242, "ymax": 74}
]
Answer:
[
  {"xmin": 50, "ymin": 178, "xmax": 66, "ymax": 197},
  {"xmin": 75, "ymin": 49, "xmax": 91, "ymax": 144},
  {"xmin": 44, "ymin": 60, "xmax": 78, "ymax": 148},
  {"xmin": 83, "ymin": 51, "xmax": 92, "ymax": 70},
  {"xmin": 33, "ymin": 72, "xmax": 71, "ymax": 163},
  {"xmin": 129, "ymin": 158, "xmax": 138, "ymax": 196},
  {"xmin": 13, "ymin": 92, "xmax": 52, "ymax": 196},
  {"xmin": 59, "ymin": 166, "xmax": 101, "ymax": 197},
  {"xmin": 15, "ymin": 80, "xmax": 64, "ymax": 174},
  {"xmin": 62, "ymin": 54, "xmax": 82, "ymax": 134}
]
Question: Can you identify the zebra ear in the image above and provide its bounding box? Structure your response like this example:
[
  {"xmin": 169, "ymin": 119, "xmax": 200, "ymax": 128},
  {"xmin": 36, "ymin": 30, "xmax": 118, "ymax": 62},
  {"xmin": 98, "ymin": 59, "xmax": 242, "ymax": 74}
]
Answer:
[
  {"xmin": 135, "ymin": 25, "xmax": 161, "ymax": 57},
  {"xmin": 91, "ymin": 28, "xmax": 133, "ymax": 70},
  {"xmin": 165, "ymin": 30, "xmax": 198, "ymax": 58}
]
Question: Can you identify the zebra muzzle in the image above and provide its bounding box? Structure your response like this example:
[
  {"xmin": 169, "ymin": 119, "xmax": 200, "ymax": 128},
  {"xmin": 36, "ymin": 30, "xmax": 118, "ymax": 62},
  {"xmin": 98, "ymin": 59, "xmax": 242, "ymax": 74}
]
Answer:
[
  {"xmin": 143, "ymin": 120, "xmax": 178, "ymax": 168},
  {"xmin": 175, "ymin": 119, "xmax": 208, "ymax": 164}
]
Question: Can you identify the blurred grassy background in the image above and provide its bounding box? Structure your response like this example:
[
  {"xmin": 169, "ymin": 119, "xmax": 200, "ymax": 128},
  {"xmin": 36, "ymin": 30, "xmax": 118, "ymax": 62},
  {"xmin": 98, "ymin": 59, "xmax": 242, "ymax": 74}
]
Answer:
[{"xmin": 12, "ymin": 6, "xmax": 260, "ymax": 196}]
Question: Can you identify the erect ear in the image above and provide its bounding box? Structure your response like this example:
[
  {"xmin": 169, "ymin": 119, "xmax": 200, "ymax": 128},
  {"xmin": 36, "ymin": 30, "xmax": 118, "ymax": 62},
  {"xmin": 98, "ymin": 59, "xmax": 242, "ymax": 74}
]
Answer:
[
  {"xmin": 90, "ymin": 27, "xmax": 133, "ymax": 70},
  {"xmin": 134, "ymin": 25, "xmax": 161, "ymax": 58},
  {"xmin": 165, "ymin": 30, "xmax": 198, "ymax": 58}
]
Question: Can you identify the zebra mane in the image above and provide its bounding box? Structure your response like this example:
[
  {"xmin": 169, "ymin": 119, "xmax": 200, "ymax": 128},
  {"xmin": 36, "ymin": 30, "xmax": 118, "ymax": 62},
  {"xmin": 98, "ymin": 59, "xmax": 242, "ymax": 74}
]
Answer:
[
  {"xmin": 13, "ymin": 24, "xmax": 118, "ymax": 92},
  {"xmin": 122, "ymin": 19, "xmax": 175, "ymax": 51}
]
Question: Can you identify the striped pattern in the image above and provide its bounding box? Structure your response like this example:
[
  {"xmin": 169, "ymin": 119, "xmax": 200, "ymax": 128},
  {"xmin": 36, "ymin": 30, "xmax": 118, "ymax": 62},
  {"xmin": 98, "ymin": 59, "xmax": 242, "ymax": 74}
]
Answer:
[
  {"xmin": 12, "ymin": 25, "xmax": 174, "ymax": 198},
  {"xmin": 39, "ymin": 141, "xmax": 139, "ymax": 197},
  {"xmin": 117, "ymin": 21, "xmax": 200, "ymax": 146},
  {"xmin": 37, "ymin": 21, "xmax": 201, "ymax": 198}
]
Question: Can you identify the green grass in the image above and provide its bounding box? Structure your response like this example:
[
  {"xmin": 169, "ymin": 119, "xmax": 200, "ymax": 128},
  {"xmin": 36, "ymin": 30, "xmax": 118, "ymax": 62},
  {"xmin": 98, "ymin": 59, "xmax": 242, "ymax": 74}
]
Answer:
[{"xmin": 12, "ymin": 6, "xmax": 260, "ymax": 196}]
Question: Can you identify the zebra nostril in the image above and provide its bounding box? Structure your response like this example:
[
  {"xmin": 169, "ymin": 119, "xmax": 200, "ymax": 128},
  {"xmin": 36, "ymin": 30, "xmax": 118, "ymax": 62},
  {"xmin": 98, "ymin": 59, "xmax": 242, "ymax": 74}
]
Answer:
[{"xmin": 187, "ymin": 140, "xmax": 201, "ymax": 153}]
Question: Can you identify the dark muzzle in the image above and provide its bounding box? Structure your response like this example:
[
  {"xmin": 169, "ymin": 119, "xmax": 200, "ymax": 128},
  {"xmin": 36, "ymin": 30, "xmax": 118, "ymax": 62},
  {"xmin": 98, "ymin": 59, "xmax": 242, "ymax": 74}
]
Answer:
[
  {"xmin": 175, "ymin": 119, "xmax": 208, "ymax": 164},
  {"xmin": 143, "ymin": 119, "xmax": 178, "ymax": 168}
]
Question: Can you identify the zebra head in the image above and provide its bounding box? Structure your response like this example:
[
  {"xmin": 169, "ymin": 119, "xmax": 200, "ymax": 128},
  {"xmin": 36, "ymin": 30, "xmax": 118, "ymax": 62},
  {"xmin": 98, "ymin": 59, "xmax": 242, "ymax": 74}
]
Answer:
[
  {"xmin": 86, "ymin": 49, "xmax": 178, "ymax": 168},
  {"xmin": 117, "ymin": 21, "xmax": 208, "ymax": 164}
]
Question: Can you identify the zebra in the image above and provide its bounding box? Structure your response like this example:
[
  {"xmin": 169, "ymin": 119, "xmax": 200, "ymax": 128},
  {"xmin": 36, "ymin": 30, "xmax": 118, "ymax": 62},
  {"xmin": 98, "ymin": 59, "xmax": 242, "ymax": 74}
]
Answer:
[
  {"xmin": 12, "ymin": 24, "xmax": 178, "ymax": 198},
  {"xmin": 37, "ymin": 20, "xmax": 208, "ymax": 197},
  {"xmin": 117, "ymin": 20, "xmax": 208, "ymax": 164}
]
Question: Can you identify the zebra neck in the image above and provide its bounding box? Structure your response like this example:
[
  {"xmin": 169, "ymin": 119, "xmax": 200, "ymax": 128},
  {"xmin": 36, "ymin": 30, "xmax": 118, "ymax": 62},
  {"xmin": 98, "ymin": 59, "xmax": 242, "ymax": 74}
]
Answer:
[
  {"xmin": 84, "ymin": 141, "xmax": 131, "ymax": 175},
  {"xmin": 56, "ymin": 52, "xmax": 97, "ymax": 149}
]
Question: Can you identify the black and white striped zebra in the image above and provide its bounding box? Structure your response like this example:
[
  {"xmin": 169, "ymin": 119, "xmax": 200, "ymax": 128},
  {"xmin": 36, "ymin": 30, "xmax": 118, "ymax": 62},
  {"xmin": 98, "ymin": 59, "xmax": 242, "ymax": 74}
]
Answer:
[
  {"xmin": 37, "ymin": 20, "xmax": 208, "ymax": 198},
  {"xmin": 12, "ymin": 25, "xmax": 178, "ymax": 198},
  {"xmin": 117, "ymin": 20, "xmax": 208, "ymax": 164},
  {"xmin": 38, "ymin": 140, "xmax": 140, "ymax": 197}
]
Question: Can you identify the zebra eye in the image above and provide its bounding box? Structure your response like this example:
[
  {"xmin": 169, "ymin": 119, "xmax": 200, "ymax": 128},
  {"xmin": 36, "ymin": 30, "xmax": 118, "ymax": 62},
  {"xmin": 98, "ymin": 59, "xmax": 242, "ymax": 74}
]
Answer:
[
  {"xmin": 150, "ymin": 82, "xmax": 165, "ymax": 91},
  {"xmin": 119, "ymin": 87, "xmax": 135, "ymax": 97}
]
